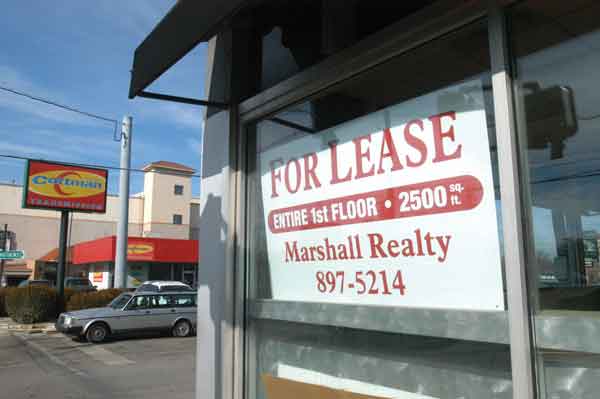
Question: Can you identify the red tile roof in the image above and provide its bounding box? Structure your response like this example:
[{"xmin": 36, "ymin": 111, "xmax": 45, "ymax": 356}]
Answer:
[
  {"xmin": 142, "ymin": 161, "xmax": 195, "ymax": 174},
  {"xmin": 38, "ymin": 246, "xmax": 74, "ymax": 262}
]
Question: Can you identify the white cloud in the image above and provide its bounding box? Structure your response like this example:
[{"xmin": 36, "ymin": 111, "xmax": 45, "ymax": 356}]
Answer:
[
  {"xmin": 186, "ymin": 137, "xmax": 202, "ymax": 156},
  {"xmin": 132, "ymin": 100, "xmax": 204, "ymax": 131},
  {"xmin": 0, "ymin": 141, "xmax": 61, "ymax": 159},
  {"xmin": 94, "ymin": 1, "xmax": 175, "ymax": 39},
  {"xmin": 0, "ymin": 65, "xmax": 106, "ymax": 126},
  {"xmin": 0, "ymin": 126, "xmax": 120, "ymax": 165},
  {"xmin": 163, "ymin": 103, "xmax": 204, "ymax": 130}
]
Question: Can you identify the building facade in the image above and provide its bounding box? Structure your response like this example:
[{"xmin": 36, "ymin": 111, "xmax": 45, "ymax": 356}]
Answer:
[
  {"xmin": 129, "ymin": 1, "xmax": 600, "ymax": 399},
  {"xmin": 0, "ymin": 160, "xmax": 200, "ymax": 286}
]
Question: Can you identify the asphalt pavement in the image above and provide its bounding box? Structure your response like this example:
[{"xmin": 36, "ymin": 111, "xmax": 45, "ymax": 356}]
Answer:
[{"xmin": 0, "ymin": 331, "xmax": 195, "ymax": 399}]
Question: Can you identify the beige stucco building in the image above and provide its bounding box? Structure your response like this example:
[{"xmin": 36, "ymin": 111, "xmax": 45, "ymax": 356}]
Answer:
[{"xmin": 0, "ymin": 161, "xmax": 200, "ymax": 286}]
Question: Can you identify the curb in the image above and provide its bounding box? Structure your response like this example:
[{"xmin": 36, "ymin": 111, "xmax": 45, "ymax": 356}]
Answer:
[{"xmin": 0, "ymin": 318, "xmax": 57, "ymax": 335}]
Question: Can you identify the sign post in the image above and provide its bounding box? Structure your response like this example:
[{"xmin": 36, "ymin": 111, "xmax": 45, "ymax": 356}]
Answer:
[
  {"xmin": 56, "ymin": 211, "xmax": 69, "ymax": 301},
  {"xmin": 0, "ymin": 224, "xmax": 7, "ymax": 287}
]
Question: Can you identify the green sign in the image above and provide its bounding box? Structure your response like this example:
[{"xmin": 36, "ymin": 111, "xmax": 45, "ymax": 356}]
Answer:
[{"xmin": 0, "ymin": 250, "xmax": 25, "ymax": 260}]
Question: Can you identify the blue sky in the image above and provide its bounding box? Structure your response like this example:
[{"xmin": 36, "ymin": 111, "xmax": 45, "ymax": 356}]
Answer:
[{"xmin": 0, "ymin": 1, "xmax": 206, "ymax": 196}]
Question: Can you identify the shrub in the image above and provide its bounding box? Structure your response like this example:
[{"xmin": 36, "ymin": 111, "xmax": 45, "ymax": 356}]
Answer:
[
  {"xmin": 5, "ymin": 286, "xmax": 57, "ymax": 324},
  {"xmin": 66, "ymin": 289, "xmax": 126, "ymax": 311},
  {"xmin": 58, "ymin": 288, "xmax": 76, "ymax": 313},
  {"xmin": 0, "ymin": 288, "xmax": 7, "ymax": 317}
]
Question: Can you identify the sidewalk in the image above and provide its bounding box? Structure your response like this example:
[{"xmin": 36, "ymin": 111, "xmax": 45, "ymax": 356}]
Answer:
[{"xmin": 0, "ymin": 317, "xmax": 57, "ymax": 334}]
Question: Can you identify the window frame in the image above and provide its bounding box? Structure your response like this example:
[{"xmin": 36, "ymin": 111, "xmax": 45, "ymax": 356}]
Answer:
[
  {"xmin": 173, "ymin": 214, "xmax": 183, "ymax": 225},
  {"xmin": 174, "ymin": 184, "xmax": 184, "ymax": 195},
  {"xmin": 228, "ymin": 2, "xmax": 537, "ymax": 399}
]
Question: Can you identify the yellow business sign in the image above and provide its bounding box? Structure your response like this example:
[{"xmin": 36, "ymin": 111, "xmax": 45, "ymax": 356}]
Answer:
[
  {"xmin": 127, "ymin": 243, "xmax": 154, "ymax": 255},
  {"xmin": 28, "ymin": 170, "xmax": 106, "ymax": 199}
]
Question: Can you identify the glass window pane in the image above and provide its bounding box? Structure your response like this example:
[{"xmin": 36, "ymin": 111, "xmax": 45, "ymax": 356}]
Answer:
[
  {"xmin": 246, "ymin": 20, "xmax": 512, "ymax": 399},
  {"xmin": 174, "ymin": 295, "xmax": 194, "ymax": 307},
  {"xmin": 510, "ymin": 1, "xmax": 600, "ymax": 398},
  {"xmin": 154, "ymin": 295, "xmax": 172, "ymax": 308}
]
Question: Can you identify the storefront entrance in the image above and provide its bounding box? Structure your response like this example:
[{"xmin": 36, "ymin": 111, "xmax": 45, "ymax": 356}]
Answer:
[
  {"xmin": 69, "ymin": 235, "xmax": 199, "ymax": 289},
  {"xmin": 130, "ymin": 0, "xmax": 600, "ymax": 398},
  {"xmin": 182, "ymin": 265, "xmax": 196, "ymax": 288}
]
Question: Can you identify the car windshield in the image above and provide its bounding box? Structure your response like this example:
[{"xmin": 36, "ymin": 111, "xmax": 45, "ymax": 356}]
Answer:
[{"xmin": 109, "ymin": 293, "xmax": 132, "ymax": 309}]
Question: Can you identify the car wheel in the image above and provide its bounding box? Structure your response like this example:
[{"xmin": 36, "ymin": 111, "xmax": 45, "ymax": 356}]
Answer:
[
  {"xmin": 86, "ymin": 323, "xmax": 109, "ymax": 343},
  {"xmin": 172, "ymin": 320, "xmax": 191, "ymax": 337}
]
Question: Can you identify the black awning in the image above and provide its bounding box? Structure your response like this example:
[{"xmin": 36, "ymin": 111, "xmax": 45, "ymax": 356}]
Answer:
[{"xmin": 129, "ymin": 0, "xmax": 250, "ymax": 99}]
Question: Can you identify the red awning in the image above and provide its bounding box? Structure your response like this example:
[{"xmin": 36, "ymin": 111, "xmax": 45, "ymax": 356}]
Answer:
[{"xmin": 71, "ymin": 236, "xmax": 199, "ymax": 265}]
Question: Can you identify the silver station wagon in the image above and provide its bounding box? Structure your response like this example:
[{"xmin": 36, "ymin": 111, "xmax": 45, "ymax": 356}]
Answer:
[{"xmin": 56, "ymin": 291, "xmax": 197, "ymax": 343}]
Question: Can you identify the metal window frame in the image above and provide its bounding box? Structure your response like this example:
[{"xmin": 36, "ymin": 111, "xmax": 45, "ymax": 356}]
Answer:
[
  {"xmin": 488, "ymin": 3, "xmax": 536, "ymax": 399},
  {"xmin": 230, "ymin": 2, "xmax": 536, "ymax": 399}
]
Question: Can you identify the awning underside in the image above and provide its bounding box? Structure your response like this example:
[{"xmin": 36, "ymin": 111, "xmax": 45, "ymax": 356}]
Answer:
[{"xmin": 129, "ymin": 0, "xmax": 251, "ymax": 99}]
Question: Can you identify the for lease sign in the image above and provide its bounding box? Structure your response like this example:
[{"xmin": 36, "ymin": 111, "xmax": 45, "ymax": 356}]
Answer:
[
  {"xmin": 260, "ymin": 80, "xmax": 504, "ymax": 311},
  {"xmin": 23, "ymin": 160, "xmax": 108, "ymax": 213}
]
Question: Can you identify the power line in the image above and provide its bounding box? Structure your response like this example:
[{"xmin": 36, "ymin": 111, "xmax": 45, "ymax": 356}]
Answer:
[
  {"xmin": 4, "ymin": 152, "xmax": 600, "ymax": 185},
  {"xmin": 0, "ymin": 154, "xmax": 201, "ymax": 179},
  {"xmin": 0, "ymin": 85, "xmax": 120, "ymax": 139}
]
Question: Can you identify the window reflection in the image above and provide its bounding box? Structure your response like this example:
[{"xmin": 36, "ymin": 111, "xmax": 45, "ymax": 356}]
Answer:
[{"xmin": 512, "ymin": 1, "xmax": 600, "ymax": 310}]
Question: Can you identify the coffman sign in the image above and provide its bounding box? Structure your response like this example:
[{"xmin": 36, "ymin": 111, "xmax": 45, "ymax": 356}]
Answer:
[
  {"xmin": 23, "ymin": 160, "xmax": 108, "ymax": 213},
  {"xmin": 260, "ymin": 80, "xmax": 504, "ymax": 311}
]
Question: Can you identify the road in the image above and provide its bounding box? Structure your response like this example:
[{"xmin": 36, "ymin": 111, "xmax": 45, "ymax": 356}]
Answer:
[{"xmin": 0, "ymin": 330, "xmax": 195, "ymax": 399}]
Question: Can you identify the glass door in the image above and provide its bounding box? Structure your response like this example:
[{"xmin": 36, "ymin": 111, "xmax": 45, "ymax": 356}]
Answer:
[{"xmin": 245, "ymin": 19, "xmax": 513, "ymax": 399}]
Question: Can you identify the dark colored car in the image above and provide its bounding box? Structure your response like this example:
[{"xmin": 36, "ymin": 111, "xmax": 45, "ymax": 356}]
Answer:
[
  {"xmin": 18, "ymin": 279, "xmax": 52, "ymax": 288},
  {"xmin": 64, "ymin": 277, "xmax": 97, "ymax": 292}
]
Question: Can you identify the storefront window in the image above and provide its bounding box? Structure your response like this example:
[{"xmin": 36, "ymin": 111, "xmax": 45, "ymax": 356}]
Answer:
[
  {"xmin": 246, "ymin": 20, "xmax": 512, "ymax": 399},
  {"xmin": 511, "ymin": 1, "xmax": 600, "ymax": 397}
]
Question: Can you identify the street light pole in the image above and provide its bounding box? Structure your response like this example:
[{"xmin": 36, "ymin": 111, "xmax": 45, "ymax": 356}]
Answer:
[{"xmin": 114, "ymin": 116, "xmax": 132, "ymax": 288}]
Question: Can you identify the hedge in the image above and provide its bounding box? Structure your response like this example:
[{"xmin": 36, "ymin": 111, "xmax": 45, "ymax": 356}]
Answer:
[
  {"xmin": 5, "ymin": 286, "xmax": 57, "ymax": 324},
  {"xmin": 0, "ymin": 288, "xmax": 7, "ymax": 317},
  {"xmin": 3, "ymin": 287, "xmax": 129, "ymax": 323},
  {"xmin": 60, "ymin": 288, "xmax": 76, "ymax": 313},
  {"xmin": 66, "ymin": 289, "xmax": 126, "ymax": 311}
]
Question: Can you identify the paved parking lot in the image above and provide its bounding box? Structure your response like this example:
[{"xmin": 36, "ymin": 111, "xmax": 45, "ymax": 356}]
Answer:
[{"xmin": 0, "ymin": 331, "xmax": 195, "ymax": 399}]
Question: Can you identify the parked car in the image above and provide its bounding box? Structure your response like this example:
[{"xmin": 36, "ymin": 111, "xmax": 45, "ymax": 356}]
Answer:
[
  {"xmin": 55, "ymin": 291, "xmax": 197, "ymax": 343},
  {"xmin": 18, "ymin": 279, "xmax": 52, "ymax": 288},
  {"xmin": 135, "ymin": 280, "xmax": 193, "ymax": 293},
  {"xmin": 64, "ymin": 277, "xmax": 97, "ymax": 292}
]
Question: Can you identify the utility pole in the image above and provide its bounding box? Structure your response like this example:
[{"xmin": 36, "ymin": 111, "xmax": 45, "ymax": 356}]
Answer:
[
  {"xmin": 114, "ymin": 116, "xmax": 132, "ymax": 288},
  {"xmin": 0, "ymin": 224, "xmax": 7, "ymax": 287}
]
